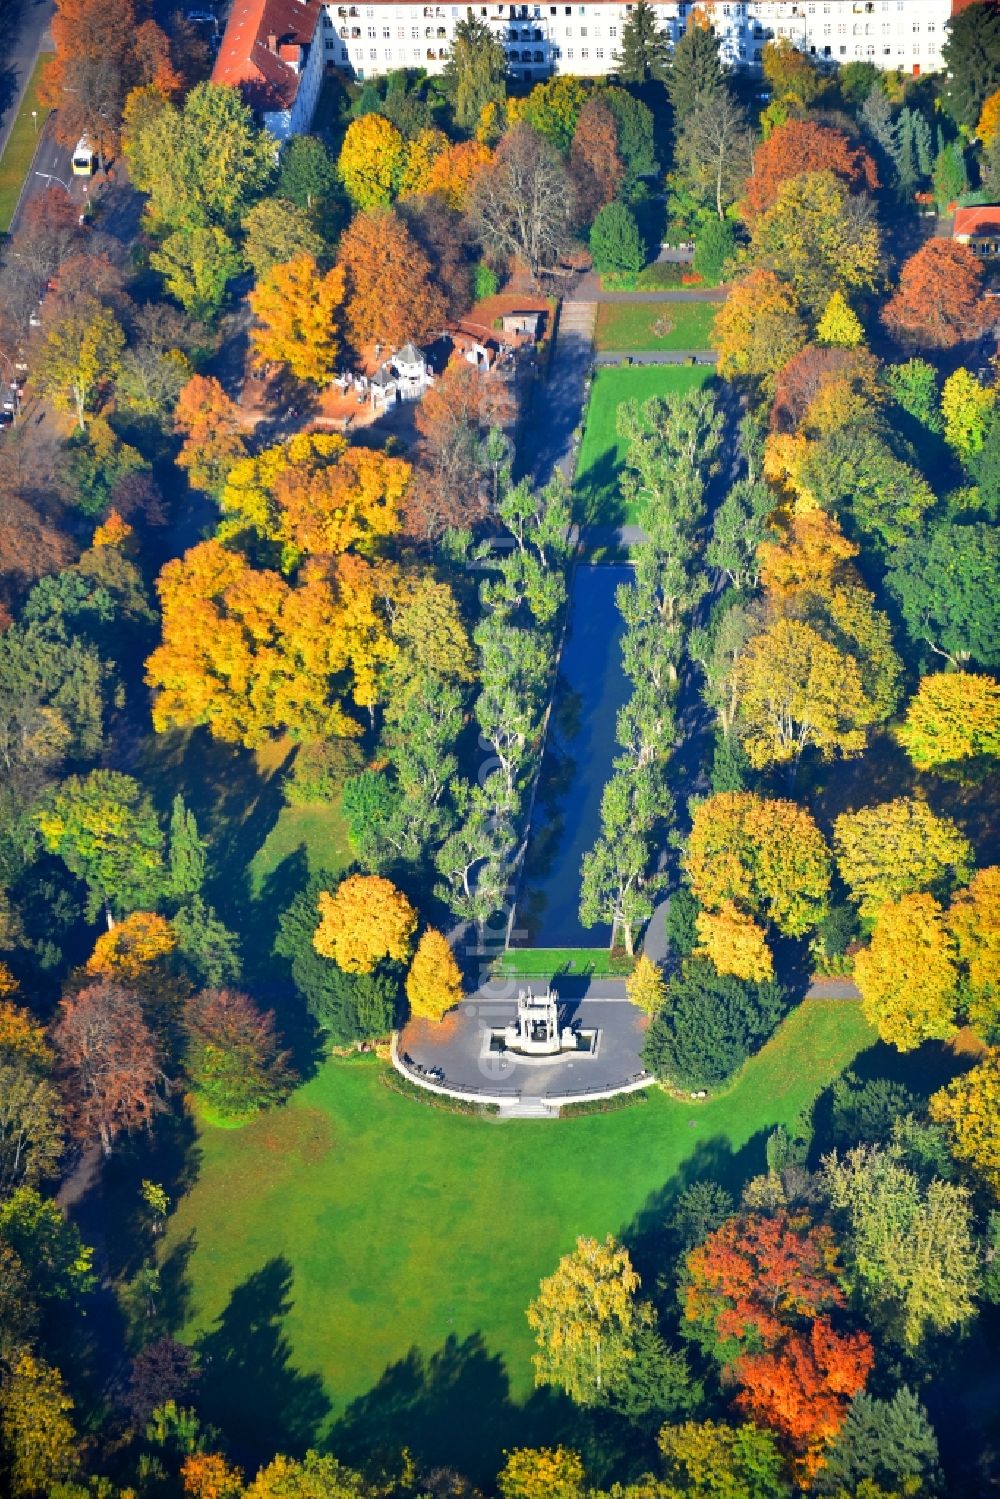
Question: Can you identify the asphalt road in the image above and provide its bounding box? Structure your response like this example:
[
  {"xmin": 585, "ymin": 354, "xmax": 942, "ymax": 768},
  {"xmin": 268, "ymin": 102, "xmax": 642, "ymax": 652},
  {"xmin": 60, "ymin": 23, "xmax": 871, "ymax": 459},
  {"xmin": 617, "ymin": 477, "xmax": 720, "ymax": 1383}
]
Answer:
[
  {"xmin": 20, "ymin": 119, "xmax": 81, "ymax": 225},
  {"xmin": 0, "ymin": 0, "xmax": 54, "ymax": 163}
]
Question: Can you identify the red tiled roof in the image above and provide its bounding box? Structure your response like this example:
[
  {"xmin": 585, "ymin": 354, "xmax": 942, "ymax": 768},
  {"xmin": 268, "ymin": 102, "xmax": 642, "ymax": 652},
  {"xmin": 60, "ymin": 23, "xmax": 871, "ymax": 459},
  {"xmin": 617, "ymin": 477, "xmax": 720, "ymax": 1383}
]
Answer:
[
  {"xmin": 212, "ymin": 0, "xmax": 321, "ymax": 113},
  {"xmin": 953, "ymin": 205, "xmax": 1000, "ymax": 240}
]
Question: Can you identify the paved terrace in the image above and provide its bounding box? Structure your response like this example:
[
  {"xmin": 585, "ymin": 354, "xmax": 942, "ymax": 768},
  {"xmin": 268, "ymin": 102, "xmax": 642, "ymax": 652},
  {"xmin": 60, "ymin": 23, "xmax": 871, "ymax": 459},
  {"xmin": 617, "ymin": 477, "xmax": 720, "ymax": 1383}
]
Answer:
[{"xmin": 398, "ymin": 990, "xmax": 649, "ymax": 1105}]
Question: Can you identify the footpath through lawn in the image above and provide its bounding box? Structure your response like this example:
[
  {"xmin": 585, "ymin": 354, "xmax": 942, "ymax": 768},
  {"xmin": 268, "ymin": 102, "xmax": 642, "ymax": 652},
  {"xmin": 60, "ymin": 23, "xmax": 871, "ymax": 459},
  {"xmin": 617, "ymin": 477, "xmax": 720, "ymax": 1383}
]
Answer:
[
  {"xmin": 574, "ymin": 364, "xmax": 713, "ymax": 528},
  {"xmin": 162, "ymin": 998, "xmax": 875, "ymax": 1477}
]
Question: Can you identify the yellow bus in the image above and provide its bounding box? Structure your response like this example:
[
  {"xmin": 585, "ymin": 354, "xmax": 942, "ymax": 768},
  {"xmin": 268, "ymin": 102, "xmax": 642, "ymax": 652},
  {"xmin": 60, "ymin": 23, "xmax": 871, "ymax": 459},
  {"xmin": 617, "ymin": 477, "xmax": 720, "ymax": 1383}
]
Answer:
[{"xmin": 71, "ymin": 138, "xmax": 96, "ymax": 176}]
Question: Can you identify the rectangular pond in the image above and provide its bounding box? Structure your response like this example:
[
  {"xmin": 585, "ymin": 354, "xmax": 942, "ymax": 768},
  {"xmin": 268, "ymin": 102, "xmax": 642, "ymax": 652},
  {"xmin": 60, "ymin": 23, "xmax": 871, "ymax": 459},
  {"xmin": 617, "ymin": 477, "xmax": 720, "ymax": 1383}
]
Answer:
[{"xmin": 515, "ymin": 563, "xmax": 632, "ymax": 949}]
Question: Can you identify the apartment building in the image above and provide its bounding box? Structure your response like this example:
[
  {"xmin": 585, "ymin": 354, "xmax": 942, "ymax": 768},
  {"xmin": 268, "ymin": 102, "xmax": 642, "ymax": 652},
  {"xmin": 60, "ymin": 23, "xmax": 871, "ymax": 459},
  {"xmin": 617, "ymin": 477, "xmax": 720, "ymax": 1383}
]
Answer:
[{"xmin": 214, "ymin": 0, "xmax": 956, "ymax": 134}]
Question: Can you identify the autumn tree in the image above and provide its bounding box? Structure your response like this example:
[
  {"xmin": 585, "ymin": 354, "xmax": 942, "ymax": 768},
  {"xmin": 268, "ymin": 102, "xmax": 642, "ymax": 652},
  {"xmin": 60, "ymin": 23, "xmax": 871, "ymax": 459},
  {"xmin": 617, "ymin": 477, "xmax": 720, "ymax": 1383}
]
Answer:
[
  {"xmin": 658, "ymin": 1420, "xmax": 788, "ymax": 1499},
  {"xmin": 675, "ymin": 86, "xmax": 754, "ymax": 222},
  {"xmin": 405, "ymin": 928, "xmax": 463, "ymax": 1022},
  {"xmin": 86, "ymin": 911, "xmax": 177, "ymax": 978},
  {"xmin": 948, "ymin": 867, "xmax": 1000, "ymax": 1040},
  {"xmin": 740, "ymin": 119, "xmax": 878, "ymax": 226},
  {"xmin": 854, "ymin": 894, "xmax": 959, "ymax": 1051},
  {"xmin": 746, "ymin": 170, "xmax": 881, "ymax": 319},
  {"xmin": 686, "ymin": 792, "xmax": 831, "ymax": 947},
  {"xmin": 941, "ymin": 366, "xmax": 997, "ymax": 463},
  {"xmin": 761, "ymin": 34, "xmax": 824, "ymax": 105},
  {"xmin": 0, "ymin": 1353, "xmax": 79, "ymax": 1497},
  {"xmin": 881, "ymin": 239, "xmax": 990, "ymax": 350},
  {"xmin": 527, "ymin": 1234, "xmax": 651, "ymax": 1406},
  {"xmin": 337, "ymin": 207, "xmax": 446, "ymax": 349},
  {"xmin": 338, "ymin": 113, "xmax": 406, "ymax": 209},
  {"xmin": 34, "ymin": 300, "xmax": 126, "ymax": 430},
  {"xmin": 249, "ymin": 254, "xmax": 346, "ymax": 387},
  {"xmin": 823, "ymin": 1143, "xmax": 978, "ymax": 1348},
  {"xmin": 406, "ymin": 358, "xmax": 513, "ymax": 542},
  {"xmin": 625, "ymin": 952, "xmax": 667, "ymax": 1016},
  {"xmin": 735, "ymin": 1316, "xmax": 873, "ymax": 1458},
  {"xmin": 833, "ymin": 798, "xmax": 973, "ymax": 919},
  {"xmin": 183, "ymin": 988, "xmax": 294, "ymax": 1121},
  {"xmin": 53, "ymin": 981, "xmax": 160, "ymax": 1155},
  {"xmin": 696, "ymin": 903, "xmax": 775, "ymax": 982},
  {"xmin": 713, "ymin": 270, "xmax": 807, "ymax": 390},
  {"xmin": 0, "ymin": 1002, "xmax": 62, "ymax": 1198},
  {"xmin": 313, "ymin": 874, "xmax": 417, "ymax": 974},
  {"xmin": 146, "ymin": 540, "xmax": 390, "ymax": 746},
  {"xmin": 498, "ymin": 1447, "xmax": 585, "ymax": 1499},
  {"xmin": 929, "ymin": 1048, "xmax": 1000, "ymax": 1198},
  {"xmin": 35, "ymin": 770, "xmax": 166, "ymax": 925},
  {"xmin": 816, "ymin": 290, "xmax": 865, "ymax": 348},
  {"xmin": 898, "ymin": 672, "xmax": 1000, "ymax": 773},
  {"xmin": 424, "ymin": 138, "xmax": 492, "ymax": 211},
  {"xmin": 469, "ymin": 124, "xmax": 572, "ymax": 284},
  {"xmin": 174, "ymin": 375, "xmax": 247, "ymax": 499},
  {"xmin": 568, "ymin": 98, "xmax": 624, "ymax": 224}
]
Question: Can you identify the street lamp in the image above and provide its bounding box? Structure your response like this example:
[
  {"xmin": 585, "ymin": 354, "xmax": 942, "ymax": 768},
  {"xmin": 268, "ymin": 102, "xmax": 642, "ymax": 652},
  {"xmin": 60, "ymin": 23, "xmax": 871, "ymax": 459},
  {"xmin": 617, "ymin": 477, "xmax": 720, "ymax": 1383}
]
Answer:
[{"xmin": 31, "ymin": 110, "xmax": 37, "ymax": 135}]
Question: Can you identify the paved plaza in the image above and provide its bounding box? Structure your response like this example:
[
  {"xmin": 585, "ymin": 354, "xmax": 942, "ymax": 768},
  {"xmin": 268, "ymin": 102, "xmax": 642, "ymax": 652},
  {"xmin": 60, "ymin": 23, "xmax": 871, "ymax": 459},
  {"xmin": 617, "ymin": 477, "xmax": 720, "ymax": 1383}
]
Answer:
[{"xmin": 397, "ymin": 990, "xmax": 649, "ymax": 1105}]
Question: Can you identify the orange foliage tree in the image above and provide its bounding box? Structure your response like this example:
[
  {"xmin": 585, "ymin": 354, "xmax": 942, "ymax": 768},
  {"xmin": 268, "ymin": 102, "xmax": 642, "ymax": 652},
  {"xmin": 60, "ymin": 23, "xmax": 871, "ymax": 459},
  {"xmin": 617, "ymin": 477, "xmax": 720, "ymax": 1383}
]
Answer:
[
  {"xmin": 86, "ymin": 911, "xmax": 177, "ymax": 979},
  {"xmin": 174, "ymin": 375, "xmax": 248, "ymax": 499},
  {"xmin": 405, "ymin": 359, "xmax": 514, "ymax": 542},
  {"xmin": 424, "ymin": 140, "xmax": 493, "ymax": 211},
  {"xmin": 248, "ymin": 254, "xmax": 346, "ymax": 387},
  {"xmin": 337, "ymin": 208, "xmax": 447, "ymax": 351},
  {"xmin": 569, "ymin": 97, "xmax": 624, "ymax": 223},
  {"xmin": 740, "ymin": 119, "xmax": 878, "ymax": 226},
  {"xmin": 735, "ymin": 1317, "xmax": 874, "ymax": 1459},
  {"xmin": 272, "ymin": 440, "xmax": 410, "ymax": 561},
  {"xmin": 881, "ymin": 239, "xmax": 991, "ymax": 350}
]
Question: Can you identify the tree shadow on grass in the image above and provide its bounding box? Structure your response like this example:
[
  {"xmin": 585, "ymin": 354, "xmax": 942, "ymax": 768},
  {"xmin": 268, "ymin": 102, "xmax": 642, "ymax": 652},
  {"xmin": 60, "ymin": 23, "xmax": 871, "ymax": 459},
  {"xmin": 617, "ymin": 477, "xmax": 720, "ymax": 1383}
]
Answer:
[
  {"xmin": 246, "ymin": 846, "xmax": 327, "ymax": 1084},
  {"xmin": 328, "ymin": 1331, "xmax": 634, "ymax": 1491},
  {"xmin": 575, "ymin": 449, "xmax": 626, "ymax": 531},
  {"xmin": 196, "ymin": 1257, "xmax": 331, "ymax": 1466}
]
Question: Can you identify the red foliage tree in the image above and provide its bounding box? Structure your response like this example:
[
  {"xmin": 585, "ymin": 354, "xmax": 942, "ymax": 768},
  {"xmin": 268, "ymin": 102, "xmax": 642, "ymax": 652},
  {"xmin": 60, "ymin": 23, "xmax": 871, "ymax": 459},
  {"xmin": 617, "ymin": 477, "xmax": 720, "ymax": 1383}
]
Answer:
[
  {"xmin": 740, "ymin": 120, "xmax": 878, "ymax": 225},
  {"xmin": 53, "ymin": 981, "xmax": 161, "ymax": 1156},
  {"xmin": 182, "ymin": 988, "xmax": 294, "ymax": 1118},
  {"xmin": 735, "ymin": 1316, "xmax": 874, "ymax": 1453},
  {"xmin": 404, "ymin": 359, "xmax": 515, "ymax": 543},
  {"xmin": 770, "ymin": 346, "xmax": 854, "ymax": 433},
  {"xmin": 685, "ymin": 1211, "xmax": 846, "ymax": 1352},
  {"xmin": 881, "ymin": 238, "xmax": 992, "ymax": 350}
]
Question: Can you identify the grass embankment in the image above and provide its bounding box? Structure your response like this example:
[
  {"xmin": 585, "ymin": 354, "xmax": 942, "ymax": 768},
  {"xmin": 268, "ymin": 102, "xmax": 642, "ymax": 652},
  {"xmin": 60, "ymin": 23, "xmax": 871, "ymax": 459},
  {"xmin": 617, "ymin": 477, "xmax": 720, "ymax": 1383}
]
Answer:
[
  {"xmin": 0, "ymin": 56, "xmax": 53, "ymax": 233},
  {"xmin": 594, "ymin": 300, "xmax": 717, "ymax": 354},
  {"xmin": 574, "ymin": 364, "xmax": 713, "ymax": 528},
  {"xmin": 494, "ymin": 947, "xmax": 632, "ymax": 978},
  {"xmin": 162, "ymin": 999, "xmax": 875, "ymax": 1476}
]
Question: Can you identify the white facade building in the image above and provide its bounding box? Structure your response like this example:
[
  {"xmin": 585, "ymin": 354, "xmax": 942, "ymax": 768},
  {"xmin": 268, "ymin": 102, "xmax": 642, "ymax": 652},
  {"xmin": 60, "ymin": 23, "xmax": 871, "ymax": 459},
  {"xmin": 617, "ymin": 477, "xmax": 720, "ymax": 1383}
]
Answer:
[{"xmin": 317, "ymin": 0, "xmax": 953, "ymax": 84}]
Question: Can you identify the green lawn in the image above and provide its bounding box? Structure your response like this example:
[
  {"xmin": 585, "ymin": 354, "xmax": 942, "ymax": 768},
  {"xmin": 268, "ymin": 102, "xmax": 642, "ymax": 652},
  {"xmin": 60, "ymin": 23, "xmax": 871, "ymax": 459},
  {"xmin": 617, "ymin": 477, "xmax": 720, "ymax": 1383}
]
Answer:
[
  {"xmin": 248, "ymin": 799, "xmax": 352, "ymax": 897},
  {"xmin": 574, "ymin": 364, "xmax": 714, "ymax": 528},
  {"xmin": 495, "ymin": 947, "xmax": 632, "ymax": 978},
  {"xmin": 594, "ymin": 301, "xmax": 717, "ymax": 354},
  {"xmin": 0, "ymin": 55, "xmax": 53, "ymax": 233},
  {"xmin": 161, "ymin": 998, "xmax": 875, "ymax": 1478}
]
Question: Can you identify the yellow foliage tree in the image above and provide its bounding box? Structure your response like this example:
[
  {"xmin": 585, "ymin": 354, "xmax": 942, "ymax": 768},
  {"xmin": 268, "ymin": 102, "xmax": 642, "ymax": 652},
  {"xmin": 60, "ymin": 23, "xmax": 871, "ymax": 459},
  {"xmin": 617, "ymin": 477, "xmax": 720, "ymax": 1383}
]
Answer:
[
  {"xmin": 498, "ymin": 1446, "xmax": 585, "ymax": 1499},
  {"xmin": 0, "ymin": 1000, "xmax": 53, "ymax": 1069},
  {"xmin": 733, "ymin": 617, "xmax": 875, "ymax": 767},
  {"xmin": 748, "ymin": 170, "xmax": 882, "ymax": 318},
  {"xmin": 696, "ymin": 903, "xmax": 775, "ymax": 981},
  {"xmin": 527, "ymin": 1234, "xmax": 650, "ymax": 1407},
  {"xmin": 273, "ymin": 441, "xmax": 410, "ymax": 562},
  {"xmin": 86, "ymin": 910, "xmax": 177, "ymax": 978},
  {"xmin": 0, "ymin": 964, "xmax": 18, "ymax": 999},
  {"xmin": 854, "ymin": 893, "xmax": 959, "ymax": 1051},
  {"xmin": 898, "ymin": 672, "xmax": 1000, "ymax": 773},
  {"xmin": 948, "ymin": 867, "xmax": 1000, "ymax": 1039},
  {"xmin": 92, "ymin": 510, "xmax": 134, "ymax": 549},
  {"xmin": 249, "ymin": 254, "xmax": 346, "ymax": 388},
  {"xmin": 313, "ymin": 874, "xmax": 417, "ymax": 973},
  {"xmin": 337, "ymin": 113, "xmax": 406, "ymax": 208},
  {"xmin": 398, "ymin": 126, "xmax": 449, "ymax": 196},
  {"xmin": 941, "ymin": 367, "xmax": 997, "ymax": 463},
  {"xmin": 686, "ymin": 791, "xmax": 831, "ymax": 938},
  {"xmin": 929, "ymin": 1048, "xmax": 1000, "ymax": 1198},
  {"xmin": 713, "ymin": 269, "xmax": 807, "ymax": 390},
  {"xmin": 815, "ymin": 289, "xmax": 865, "ymax": 347},
  {"xmin": 0, "ymin": 1354, "xmax": 78, "ymax": 1497},
  {"xmin": 405, "ymin": 928, "xmax": 463, "ymax": 1022},
  {"xmin": 757, "ymin": 509, "xmax": 859, "ymax": 603},
  {"xmin": 626, "ymin": 953, "xmax": 667, "ymax": 1016},
  {"xmin": 833, "ymin": 797, "xmax": 973, "ymax": 919},
  {"xmin": 978, "ymin": 88, "xmax": 1000, "ymax": 145},
  {"xmin": 146, "ymin": 539, "xmax": 381, "ymax": 746},
  {"xmin": 243, "ymin": 1451, "xmax": 371, "ymax": 1496}
]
